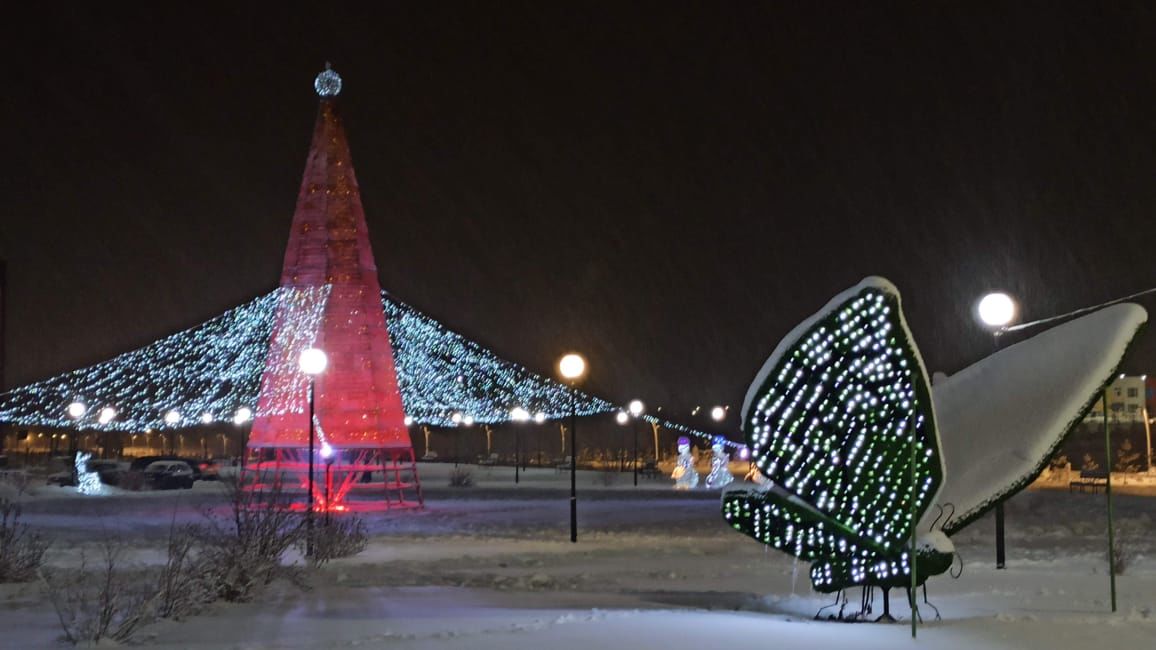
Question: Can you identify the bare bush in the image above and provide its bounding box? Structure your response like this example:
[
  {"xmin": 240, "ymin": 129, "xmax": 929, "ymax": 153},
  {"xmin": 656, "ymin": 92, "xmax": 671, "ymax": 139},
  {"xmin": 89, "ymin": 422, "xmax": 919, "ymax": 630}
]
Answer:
[
  {"xmin": 594, "ymin": 470, "xmax": 618, "ymax": 487},
  {"xmin": 0, "ymin": 498, "xmax": 49, "ymax": 582},
  {"xmin": 449, "ymin": 467, "xmax": 474, "ymax": 487},
  {"xmin": 41, "ymin": 538, "xmax": 156, "ymax": 645},
  {"xmin": 305, "ymin": 516, "xmax": 368, "ymax": 566},
  {"xmin": 155, "ymin": 518, "xmax": 215, "ymax": 620},
  {"xmin": 1109, "ymin": 536, "xmax": 1131, "ymax": 575},
  {"xmin": 191, "ymin": 478, "xmax": 305, "ymax": 602}
]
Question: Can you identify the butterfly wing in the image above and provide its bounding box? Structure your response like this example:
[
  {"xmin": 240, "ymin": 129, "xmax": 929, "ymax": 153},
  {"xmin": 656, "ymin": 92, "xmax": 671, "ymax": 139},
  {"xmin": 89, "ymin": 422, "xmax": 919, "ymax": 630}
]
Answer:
[
  {"xmin": 929, "ymin": 303, "xmax": 1146, "ymax": 535},
  {"xmin": 724, "ymin": 277, "xmax": 942, "ymax": 591}
]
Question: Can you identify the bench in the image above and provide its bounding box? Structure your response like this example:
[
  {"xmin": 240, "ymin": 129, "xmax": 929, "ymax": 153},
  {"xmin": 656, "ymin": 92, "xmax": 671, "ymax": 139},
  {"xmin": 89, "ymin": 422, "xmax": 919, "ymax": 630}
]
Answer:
[
  {"xmin": 638, "ymin": 460, "xmax": 661, "ymax": 479},
  {"xmin": 1069, "ymin": 470, "xmax": 1109, "ymax": 493}
]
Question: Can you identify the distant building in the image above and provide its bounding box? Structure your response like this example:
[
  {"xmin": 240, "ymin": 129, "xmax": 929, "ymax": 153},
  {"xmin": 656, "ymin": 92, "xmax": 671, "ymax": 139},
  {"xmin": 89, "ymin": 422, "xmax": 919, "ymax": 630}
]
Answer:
[{"xmin": 1084, "ymin": 374, "xmax": 1149, "ymax": 423}]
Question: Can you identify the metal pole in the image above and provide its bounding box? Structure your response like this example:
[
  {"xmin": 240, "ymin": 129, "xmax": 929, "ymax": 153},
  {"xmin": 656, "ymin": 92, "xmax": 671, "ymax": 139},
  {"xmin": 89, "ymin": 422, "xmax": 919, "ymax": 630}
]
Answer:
[
  {"xmin": 570, "ymin": 388, "xmax": 577, "ymax": 543},
  {"xmin": 994, "ymin": 331, "xmax": 1007, "ymax": 569},
  {"xmin": 306, "ymin": 379, "xmax": 315, "ymax": 558},
  {"xmin": 1104, "ymin": 391, "xmax": 1117, "ymax": 611},
  {"xmin": 1142, "ymin": 405, "xmax": 1152, "ymax": 473},
  {"xmin": 324, "ymin": 461, "xmax": 332, "ymax": 525},
  {"xmin": 515, "ymin": 427, "xmax": 520, "ymax": 484},
  {"xmin": 909, "ymin": 411, "xmax": 918, "ymax": 638},
  {"xmin": 632, "ymin": 418, "xmax": 639, "ymax": 486}
]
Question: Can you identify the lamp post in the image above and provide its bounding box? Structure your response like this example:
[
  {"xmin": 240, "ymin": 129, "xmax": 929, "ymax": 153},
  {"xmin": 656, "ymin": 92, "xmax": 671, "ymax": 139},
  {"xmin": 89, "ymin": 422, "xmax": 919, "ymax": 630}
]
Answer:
[
  {"xmin": 320, "ymin": 442, "xmax": 335, "ymax": 524},
  {"xmin": 66, "ymin": 401, "xmax": 86, "ymax": 456},
  {"xmin": 299, "ymin": 347, "xmax": 328, "ymax": 558},
  {"xmin": 615, "ymin": 410, "xmax": 629, "ymax": 472},
  {"xmin": 977, "ymin": 291, "xmax": 1016, "ymax": 569},
  {"xmin": 534, "ymin": 411, "xmax": 546, "ymax": 466},
  {"xmin": 710, "ymin": 405, "xmax": 726, "ymax": 423},
  {"xmin": 510, "ymin": 407, "xmax": 530, "ymax": 483},
  {"xmin": 558, "ymin": 353, "xmax": 586, "ymax": 543},
  {"xmin": 629, "ymin": 400, "xmax": 644, "ymax": 486}
]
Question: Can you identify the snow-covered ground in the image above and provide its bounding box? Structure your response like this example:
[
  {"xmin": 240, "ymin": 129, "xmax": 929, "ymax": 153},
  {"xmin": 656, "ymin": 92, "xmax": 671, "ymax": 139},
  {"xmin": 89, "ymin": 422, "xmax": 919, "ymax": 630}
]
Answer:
[{"xmin": 2, "ymin": 462, "xmax": 1154, "ymax": 648}]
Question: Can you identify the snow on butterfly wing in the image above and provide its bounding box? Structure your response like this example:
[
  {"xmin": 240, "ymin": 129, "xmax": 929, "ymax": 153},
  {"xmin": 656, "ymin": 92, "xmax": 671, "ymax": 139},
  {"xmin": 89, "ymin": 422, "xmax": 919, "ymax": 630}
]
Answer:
[
  {"xmin": 930, "ymin": 303, "xmax": 1147, "ymax": 535},
  {"xmin": 726, "ymin": 277, "xmax": 943, "ymax": 572}
]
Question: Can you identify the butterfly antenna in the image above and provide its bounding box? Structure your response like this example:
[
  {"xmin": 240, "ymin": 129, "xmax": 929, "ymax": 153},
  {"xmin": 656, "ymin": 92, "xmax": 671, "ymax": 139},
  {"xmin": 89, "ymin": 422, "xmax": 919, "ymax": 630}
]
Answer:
[
  {"xmin": 928, "ymin": 503, "xmax": 944, "ymax": 532},
  {"xmin": 940, "ymin": 503, "xmax": 956, "ymax": 531},
  {"xmin": 949, "ymin": 551, "xmax": 964, "ymax": 579}
]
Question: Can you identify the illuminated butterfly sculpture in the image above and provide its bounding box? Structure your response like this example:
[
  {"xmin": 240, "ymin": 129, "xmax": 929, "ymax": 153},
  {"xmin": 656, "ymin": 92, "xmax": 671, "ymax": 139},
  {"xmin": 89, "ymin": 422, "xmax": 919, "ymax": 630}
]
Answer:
[{"xmin": 723, "ymin": 277, "xmax": 1146, "ymax": 620}]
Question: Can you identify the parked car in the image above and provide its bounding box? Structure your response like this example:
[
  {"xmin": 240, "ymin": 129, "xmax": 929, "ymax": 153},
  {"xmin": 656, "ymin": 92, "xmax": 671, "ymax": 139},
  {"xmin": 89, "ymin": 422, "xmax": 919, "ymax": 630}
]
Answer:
[
  {"xmin": 46, "ymin": 459, "xmax": 124, "ymax": 487},
  {"xmin": 142, "ymin": 460, "xmax": 195, "ymax": 490},
  {"xmin": 130, "ymin": 456, "xmax": 204, "ymax": 481}
]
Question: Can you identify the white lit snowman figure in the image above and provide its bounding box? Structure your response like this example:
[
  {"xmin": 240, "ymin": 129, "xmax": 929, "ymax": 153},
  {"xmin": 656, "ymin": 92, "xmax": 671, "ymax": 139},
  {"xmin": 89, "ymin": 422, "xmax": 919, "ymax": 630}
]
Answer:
[
  {"xmin": 671, "ymin": 436, "xmax": 700, "ymax": 489},
  {"xmin": 705, "ymin": 439, "xmax": 734, "ymax": 489}
]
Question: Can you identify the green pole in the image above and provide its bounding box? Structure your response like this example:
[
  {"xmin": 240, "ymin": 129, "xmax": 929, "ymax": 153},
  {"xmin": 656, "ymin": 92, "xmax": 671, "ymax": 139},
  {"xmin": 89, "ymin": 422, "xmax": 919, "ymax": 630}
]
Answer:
[
  {"xmin": 1103, "ymin": 391, "xmax": 1117, "ymax": 612},
  {"xmin": 910, "ymin": 411, "xmax": 918, "ymax": 638}
]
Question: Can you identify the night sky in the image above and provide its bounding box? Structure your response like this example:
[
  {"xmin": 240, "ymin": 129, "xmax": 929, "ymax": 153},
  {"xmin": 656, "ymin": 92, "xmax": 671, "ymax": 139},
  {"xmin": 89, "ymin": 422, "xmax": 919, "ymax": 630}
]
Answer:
[{"xmin": 4, "ymin": 2, "xmax": 1156, "ymax": 427}]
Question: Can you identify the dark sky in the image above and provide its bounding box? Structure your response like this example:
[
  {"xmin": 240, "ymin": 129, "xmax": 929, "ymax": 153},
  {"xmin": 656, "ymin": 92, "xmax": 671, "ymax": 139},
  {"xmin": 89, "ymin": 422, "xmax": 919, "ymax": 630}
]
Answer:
[{"xmin": 4, "ymin": 2, "xmax": 1156, "ymax": 427}]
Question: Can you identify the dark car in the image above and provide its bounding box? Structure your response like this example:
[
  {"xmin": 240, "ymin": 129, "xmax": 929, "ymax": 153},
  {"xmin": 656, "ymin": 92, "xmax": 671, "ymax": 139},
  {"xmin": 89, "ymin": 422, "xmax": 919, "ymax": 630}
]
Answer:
[
  {"xmin": 47, "ymin": 459, "xmax": 124, "ymax": 487},
  {"xmin": 142, "ymin": 460, "xmax": 195, "ymax": 490},
  {"xmin": 130, "ymin": 456, "xmax": 204, "ymax": 481}
]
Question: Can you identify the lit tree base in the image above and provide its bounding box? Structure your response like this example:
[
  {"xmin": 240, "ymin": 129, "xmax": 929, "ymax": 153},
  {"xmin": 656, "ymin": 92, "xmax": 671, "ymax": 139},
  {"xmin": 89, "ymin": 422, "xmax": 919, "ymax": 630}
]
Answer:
[{"xmin": 242, "ymin": 446, "xmax": 423, "ymax": 512}]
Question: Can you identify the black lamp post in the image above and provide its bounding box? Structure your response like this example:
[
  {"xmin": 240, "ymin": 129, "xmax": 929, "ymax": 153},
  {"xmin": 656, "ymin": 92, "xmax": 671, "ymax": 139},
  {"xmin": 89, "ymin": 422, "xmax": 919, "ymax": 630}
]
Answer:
[
  {"xmin": 629, "ymin": 400, "xmax": 644, "ymax": 486},
  {"xmin": 558, "ymin": 353, "xmax": 586, "ymax": 544},
  {"xmin": 299, "ymin": 347, "xmax": 328, "ymax": 558},
  {"xmin": 977, "ymin": 292, "xmax": 1016, "ymax": 570}
]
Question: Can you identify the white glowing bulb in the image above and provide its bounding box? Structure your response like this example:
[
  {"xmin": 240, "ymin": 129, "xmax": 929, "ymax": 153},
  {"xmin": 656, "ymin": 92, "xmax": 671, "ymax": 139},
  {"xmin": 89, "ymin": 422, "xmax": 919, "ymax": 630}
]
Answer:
[
  {"xmin": 711, "ymin": 405, "xmax": 726, "ymax": 421},
  {"xmin": 320, "ymin": 442, "xmax": 334, "ymax": 459},
  {"xmin": 615, "ymin": 411, "xmax": 629, "ymax": 425},
  {"xmin": 462, "ymin": 415, "xmax": 475, "ymax": 426},
  {"xmin": 451, "ymin": 412, "xmax": 463, "ymax": 425},
  {"xmin": 67, "ymin": 401, "xmax": 87, "ymax": 419},
  {"xmin": 164, "ymin": 410, "xmax": 181, "ymax": 425},
  {"xmin": 510, "ymin": 407, "xmax": 530, "ymax": 422},
  {"xmin": 97, "ymin": 407, "xmax": 116, "ymax": 424},
  {"xmin": 233, "ymin": 407, "xmax": 253, "ymax": 424},
  {"xmin": 299, "ymin": 347, "xmax": 328, "ymax": 375},
  {"xmin": 533, "ymin": 411, "xmax": 547, "ymax": 424},
  {"xmin": 977, "ymin": 292, "xmax": 1016, "ymax": 327},
  {"xmin": 403, "ymin": 415, "xmax": 414, "ymax": 426},
  {"xmin": 558, "ymin": 353, "xmax": 586, "ymax": 380},
  {"xmin": 201, "ymin": 413, "xmax": 214, "ymax": 424},
  {"xmin": 628, "ymin": 399, "xmax": 644, "ymax": 417}
]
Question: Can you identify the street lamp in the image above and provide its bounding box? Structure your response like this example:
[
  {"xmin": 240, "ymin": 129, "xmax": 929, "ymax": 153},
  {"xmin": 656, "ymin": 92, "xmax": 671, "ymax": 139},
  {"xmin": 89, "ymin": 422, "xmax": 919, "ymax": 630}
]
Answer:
[
  {"xmin": 510, "ymin": 407, "xmax": 530, "ymax": 483},
  {"xmin": 615, "ymin": 410, "xmax": 629, "ymax": 472},
  {"xmin": 320, "ymin": 442, "xmax": 335, "ymax": 523},
  {"xmin": 976, "ymin": 291, "xmax": 1017, "ymax": 570},
  {"xmin": 629, "ymin": 399, "xmax": 644, "ymax": 486},
  {"xmin": 710, "ymin": 405, "xmax": 727, "ymax": 422},
  {"xmin": 299, "ymin": 347, "xmax": 328, "ymax": 557},
  {"xmin": 558, "ymin": 353, "xmax": 586, "ymax": 543}
]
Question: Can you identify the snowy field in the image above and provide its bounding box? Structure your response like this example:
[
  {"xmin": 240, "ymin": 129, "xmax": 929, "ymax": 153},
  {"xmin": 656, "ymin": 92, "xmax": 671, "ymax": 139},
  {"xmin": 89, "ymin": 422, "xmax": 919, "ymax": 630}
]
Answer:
[{"xmin": 2, "ymin": 463, "xmax": 1154, "ymax": 649}]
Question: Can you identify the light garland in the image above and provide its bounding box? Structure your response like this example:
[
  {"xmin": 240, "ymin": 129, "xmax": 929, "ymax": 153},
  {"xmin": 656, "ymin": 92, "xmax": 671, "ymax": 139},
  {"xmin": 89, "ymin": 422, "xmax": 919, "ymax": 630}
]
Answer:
[{"xmin": 722, "ymin": 280, "xmax": 951, "ymax": 593}]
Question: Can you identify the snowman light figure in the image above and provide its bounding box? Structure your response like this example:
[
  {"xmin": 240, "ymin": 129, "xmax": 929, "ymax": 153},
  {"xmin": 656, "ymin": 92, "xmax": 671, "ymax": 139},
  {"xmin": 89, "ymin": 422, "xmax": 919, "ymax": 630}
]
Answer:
[
  {"xmin": 706, "ymin": 440, "xmax": 734, "ymax": 489},
  {"xmin": 671, "ymin": 436, "xmax": 700, "ymax": 489}
]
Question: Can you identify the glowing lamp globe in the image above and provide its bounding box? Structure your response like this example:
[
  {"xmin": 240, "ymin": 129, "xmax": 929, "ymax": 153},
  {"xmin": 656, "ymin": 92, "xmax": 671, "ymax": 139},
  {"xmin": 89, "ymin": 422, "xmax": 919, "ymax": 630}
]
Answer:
[
  {"xmin": 533, "ymin": 411, "xmax": 547, "ymax": 424},
  {"xmin": 97, "ymin": 407, "xmax": 117, "ymax": 425},
  {"xmin": 977, "ymin": 292, "xmax": 1016, "ymax": 328},
  {"xmin": 233, "ymin": 407, "xmax": 253, "ymax": 425},
  {"xmin": 164, "ymin": 410, "xmax": 181, "ymax": 425},
  {"xmin": 710, "ymin": 405, "xmax": 726, "ymax": 422},
  {"xmin": 299, "ymin": 347, "xmax": 329, "ymax": 375},
  {"xmin": 510, "ymin": 407, "xmax": 530, "ymax": 422},
  {"xmin": 201, "ymin": 413, "xmax": 214, "ymax": 424},
  {"xmin": 462, "ymin": 415, "xmax": 475, "ymax": 426},
  {"xmin": 403, "ymin": 415, "xmax": 414, "ymax": 426},
  {"xmin": 67, "ymin": 401, "xmax": 87, "ymax": 419},
  {"xmin": 320, "ymin": 442, "xmax": 334, "ymax": 459},
  {"xmin": 451, "ymin": 412, "xmax": 463, "ymax": 425},
  {"xmin": 615, "ymin": 411, "xmax": 629, "ymax": 425},
  {"xmin": 558, "ymin": 353, "xmax": 586, "ymax": 381},
  {"xmin": 628, "ymin": 399, "xmax": 644, "ymax": 417}
]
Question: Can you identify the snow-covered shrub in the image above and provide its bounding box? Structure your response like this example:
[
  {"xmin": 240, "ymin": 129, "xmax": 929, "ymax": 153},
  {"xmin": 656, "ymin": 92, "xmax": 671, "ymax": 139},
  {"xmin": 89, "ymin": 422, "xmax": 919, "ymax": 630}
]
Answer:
[
  {"xmin": 155, "ymin": 521, "xmax": 214, "ymax": 619},
  {"xmin": 0, "ymin": 498, "xmax": 49, "ymax": 582},
  {"xmin": 41, "ymin": 538, "xmax": 155, "ymax": 645},
  {"xmin": 191, "ymin": 479, "xmax": 305, "ymax": 602},
  {"xmin": 305, "ymin": 516, "xmax": 368, "ymax": 566},
  {"xmin": 449, "ymin": 467, "xmax": 473, "ymax": 487}
]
